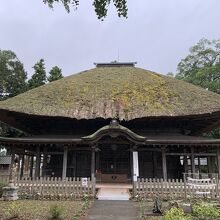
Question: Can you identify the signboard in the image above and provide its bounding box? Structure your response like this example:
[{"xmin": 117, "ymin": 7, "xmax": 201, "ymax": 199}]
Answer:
[
  {"xmin": 82, "ymin": 178, "xmax": 88, "ymax": 187},
  {"xmin": 133, "ymin": 151, "xmax": 139, "ymax": 181}
]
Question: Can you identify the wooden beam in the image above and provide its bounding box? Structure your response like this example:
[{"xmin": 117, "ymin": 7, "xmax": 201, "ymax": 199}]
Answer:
[
  {"xmin": 165, "ymin": 153, "xmax": 216, "ymax": 156},
  {"xmin": 137, "ymin": 148, "xmax": 161, "ymax": 152}
]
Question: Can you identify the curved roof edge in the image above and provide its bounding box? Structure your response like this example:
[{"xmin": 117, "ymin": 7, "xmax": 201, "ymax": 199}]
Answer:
[{"xmin": 82, "ymin": 119, "xmax": 146, "ymax": 143}]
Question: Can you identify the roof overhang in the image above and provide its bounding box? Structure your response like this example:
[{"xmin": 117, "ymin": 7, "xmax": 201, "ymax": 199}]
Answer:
[{"xmin": 1, "ymin": 136, "xmax": 220, "ymax": 147}]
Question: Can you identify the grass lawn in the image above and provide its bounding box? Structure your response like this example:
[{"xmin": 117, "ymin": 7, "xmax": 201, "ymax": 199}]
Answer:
[{"xmin": 0, "ymin": 200, "xmax": 91, "ymax": 220}]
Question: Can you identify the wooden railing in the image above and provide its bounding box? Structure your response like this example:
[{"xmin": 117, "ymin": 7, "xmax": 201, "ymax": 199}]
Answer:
[
  {"xmin": 0, "ymin": 176, "xmax": 95, "ymax": 199},
  {"xmin": 16, "ymin": 177, "xmax": 94, "ymax": 199},
  {"xmin": 134, "ymin": 178, "xmax": 219, "ymax": 199}
]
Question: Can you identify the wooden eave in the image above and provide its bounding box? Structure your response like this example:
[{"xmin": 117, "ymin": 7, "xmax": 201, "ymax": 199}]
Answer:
[
  {"xmin": 0, "ymin": 135, "xmax": 220, "ymax": 147},
  {"xmin": 0, "ymin": 136, "xmax": 82, "ymax": 146}
]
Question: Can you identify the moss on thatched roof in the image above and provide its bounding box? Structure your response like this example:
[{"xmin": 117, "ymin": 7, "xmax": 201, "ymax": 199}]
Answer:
[{"xmin": 0, "ymin": 67, "xmax": 220, "ymax": 120}]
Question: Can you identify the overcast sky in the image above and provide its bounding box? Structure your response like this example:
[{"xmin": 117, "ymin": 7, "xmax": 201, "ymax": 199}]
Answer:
[{"xmin": 0, "ymin": 0, "xmax": 220, "ymax": 77}]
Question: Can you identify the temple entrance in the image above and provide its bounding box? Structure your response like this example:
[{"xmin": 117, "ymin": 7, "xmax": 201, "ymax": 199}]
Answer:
[{"xmin": 97, "ymin": 144, "xmax": 131, "ymax": 183}]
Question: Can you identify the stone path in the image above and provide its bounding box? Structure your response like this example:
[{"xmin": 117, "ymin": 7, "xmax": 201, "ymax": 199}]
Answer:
[
  {"xmin": 97, "ymin": 187, "xmax": 130, "ymax": 200},
  {"xmin": 84, "ymin": 200, "xmax": 140, "ymax": 220}
]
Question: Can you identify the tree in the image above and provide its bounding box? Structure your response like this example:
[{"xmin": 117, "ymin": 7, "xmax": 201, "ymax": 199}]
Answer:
[
  {"xmin": 167, "ymin": 72, "xmax": 174, "ymax": 77},
  {"xmin": 175, "ymin": 38, "xmax": 220, "ymax": 138},
  {"xmin": 28, "ymin": 59, "xmax": 47, "ymax": 89},
  {"xmin": 176, "ymin": 38, "xmax": 220, "ymax": 94},
  {"xmin": 0, "ymin": 50, "xmax": 27, "ymax": 100},
  {"xmin": 43, "ymin": 0, "xmax": 128, "ymax": 20},
  {"xmin": 0, "ymin": 50, "xmax": 28, "ymax": 138},
  {"xmin": 48, "ymin": 66, "xmax": 63, "ymax": 82}
]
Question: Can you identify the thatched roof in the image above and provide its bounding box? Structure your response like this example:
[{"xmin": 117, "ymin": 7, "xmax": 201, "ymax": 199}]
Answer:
[{"xmin": 0, "ymin": 67, "xmax": 220, "ymax": 121}]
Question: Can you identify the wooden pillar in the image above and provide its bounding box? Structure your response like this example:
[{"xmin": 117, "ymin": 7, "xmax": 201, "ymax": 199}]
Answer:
[
  {"xmin": 208, "ymin": 157, "xmax": 213, "ymax": 174},
  {"xmin": 183, "ymin": 148, "xmax": 188, "ymax": 173},
  {"xmin": 191, "ymin": 147, "xmax": 196, "ymax": 175},
  {"xmin": 20, "ymin": 154, "xmax": 25, "ymax": 179},
  {"xmin": 162, "ymin": 147, "xmax": 167, "ymax": 180},
  {"xmin": 17, "ymin": 155, "xmax": 21, "ymax": 174},
  {"xmin": 130, "ymin": 149, "xmax": 133, "ymax": 180},
  {"xmin": 30, "ymin": 156, "xmax": 34, "ymax": 178},
  {"xmin": 62, "ymin": 146, "xmax": 68, "ymax": 180},
  {"xmin": 198, "ymin": 156, "xmax": 201, "ymax": 173},
  {"xmin": 91, "ymin": 147, "xmax": 96, "ymax": 196},
  {"xmin": 9, "ymin": 148, "xmax": 15, "ymax": 184},
  {"xmin": 132, "ymin": 149, "xmax": 139, "ymax": 197},
  {"xmin": 42, "ymin": 147, "xmax": 47, "ymax": 177},
  {"xmin": 73, "ymin": 151, "xmax": 77, "ymax": 177},
  {"xmin": 217, "ymin": 149, "xmax": 220, "ymax": 177},
  {"xmin": 35, "ymin": 146, "xmax": 41, "ymax": 179},
  {"xmin": 95, "ymin": 151, "xmax": 100, "ymax": 171},
  {"xmin": 132, "ymin": 151, "xmax": 139, "ymax": 182},
  {"xmin": 153, "ymin": 152, "xmax": 157, "ymax": 178}
]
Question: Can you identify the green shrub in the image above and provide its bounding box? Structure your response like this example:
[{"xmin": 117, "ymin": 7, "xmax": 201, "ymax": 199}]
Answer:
[
  {"xmin": 164, "ymin": 207, "xmax": 191, "ymax": 220},
  {"xmin": 49, "ymin": 204, "xmax": 64, "ymax": 219},
  {"xmin": 0, "ymin": 182, "xmax": 6, "ymax": 197},
  {"xmin": 192, "ymin": 202, "xmax": 220, "ymax": 219}
]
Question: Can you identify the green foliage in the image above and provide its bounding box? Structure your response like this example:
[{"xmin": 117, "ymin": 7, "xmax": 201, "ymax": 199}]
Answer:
[
  {"xmin": 139, "ymin": 201, "xmax": 146, "ymax": 217},
  {"xmin": 192, "ymin": 202, "xmax": 220, "ymax": 219},
  {"xmin": 0, "ymin": 50, "xmax": 63, "ymax": 138},
  {"xmin": 72, "ymin": 198, "xmax": 90, "ymax": 220},
  {"xmin": 175, "ymin": 38, "xmax": 220, "ymax": 138},
  {"xmin": 48, "ymin": 66, "xmax": 63, "ymax": 82},
  {"xmin": 167, "ymin": 72, "xmax": 174, "ymax": 77},
  {"xmin": 49, "ymin": 204, "xmax": 64, "ymax": 219},
  {"xmin": 0, "ymin": 50, "xmax": 28, "ymax": 138},
  {"xmin": 0, "ymin": 50, "xmax": 27, "ymax": 100},
  {"xmin": 0, "ymin": 121, "xmax": 26, "ymax": 137},
  {"xmin": 28, "ymin": 59, "xmax": 47, "ymax": 89},
  {"xmin": 0, "ymin": 182, "xmax": 7, "ymax": 198},
  {"xmin": 164, "ymin": 207, "xmax": 191, "ymax": 220},
  {"xmin": 176, "ymin": 38, "xmax": 220, "ymax": 95},
  {"xmin": 43, "ymin": 0, "xmax": 128, "ymax": 20}
]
